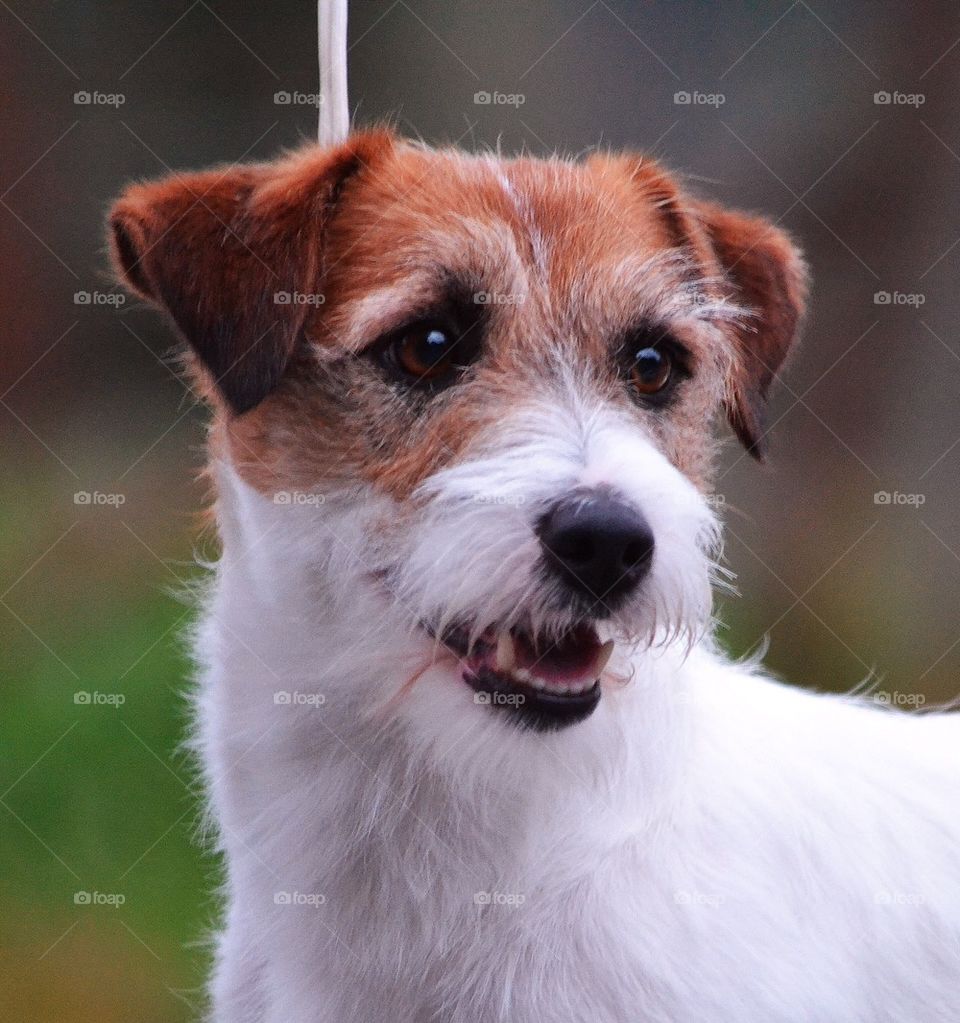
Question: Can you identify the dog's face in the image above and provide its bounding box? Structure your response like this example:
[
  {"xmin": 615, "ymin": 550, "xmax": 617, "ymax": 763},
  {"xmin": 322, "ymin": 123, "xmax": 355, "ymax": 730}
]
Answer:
[{"xmin": 110, "ymin": 130, "xmax": 805, "ymax": 735}]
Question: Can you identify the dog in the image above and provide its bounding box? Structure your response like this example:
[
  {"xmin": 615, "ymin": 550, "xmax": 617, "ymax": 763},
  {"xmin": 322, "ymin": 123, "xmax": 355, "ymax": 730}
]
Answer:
[{"xmin": 109, "ymin": 129, "xmax": 960, "ymax": 1022}]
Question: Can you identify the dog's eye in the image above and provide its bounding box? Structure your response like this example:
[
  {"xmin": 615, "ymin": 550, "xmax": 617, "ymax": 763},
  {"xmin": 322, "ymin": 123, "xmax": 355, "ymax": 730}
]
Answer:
[
  {"xmin": 630, "ymin": 346, "xmax": 673, "ymax": 396},
  {"xmin": 380, "ymin": 319, "xmax": 478, "ymax": 387},
  {"xmin": 396, "ymin": 324, "xmax": 456, "ymax": 378}
]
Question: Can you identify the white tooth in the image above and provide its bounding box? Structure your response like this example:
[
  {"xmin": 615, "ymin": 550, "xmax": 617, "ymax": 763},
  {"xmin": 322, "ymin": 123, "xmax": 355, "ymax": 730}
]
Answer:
[
  {"xmin": 495, "ymin": 632, "xmax": 516, "ymax": 672},
  {"xmin": 515, "ymin": 668, "xmax": 533, "ymax": 684},
  {"xmin": 595, "ymin": 639, "xmax": 615, "ymax": 676}
]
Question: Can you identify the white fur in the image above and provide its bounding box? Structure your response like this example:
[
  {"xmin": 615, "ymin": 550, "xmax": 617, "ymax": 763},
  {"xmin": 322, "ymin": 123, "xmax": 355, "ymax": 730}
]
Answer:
[{"xmin": 195, "ymin": 390, "xmax": 960, "ymax": 1023}]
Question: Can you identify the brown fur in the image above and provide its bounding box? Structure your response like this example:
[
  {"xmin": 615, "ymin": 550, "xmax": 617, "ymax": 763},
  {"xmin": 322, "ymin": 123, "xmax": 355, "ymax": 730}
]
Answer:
[
  {"xmin": 108, "ymin": 129, "xmax": 806, "ymax": 501},
  {"xmin": 695, "ymin": 201, "xmax": 808, "ymax": 458}
]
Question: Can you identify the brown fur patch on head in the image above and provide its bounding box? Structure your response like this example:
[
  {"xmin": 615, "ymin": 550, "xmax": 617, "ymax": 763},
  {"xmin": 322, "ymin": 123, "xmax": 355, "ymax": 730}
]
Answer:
[
  {"xmin": 221, "ymin": 142, "xmax": 734, "ymax": 497},
  {"xmin": 109, "ymin": 132, "xmax": 806, "ymax": 503}
]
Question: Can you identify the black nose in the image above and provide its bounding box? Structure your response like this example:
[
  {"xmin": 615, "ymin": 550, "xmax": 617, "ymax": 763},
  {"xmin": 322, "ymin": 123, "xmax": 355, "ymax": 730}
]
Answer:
[{"xmin": 537, "ymin": 492, "xmax": 655, "ymax": 612}]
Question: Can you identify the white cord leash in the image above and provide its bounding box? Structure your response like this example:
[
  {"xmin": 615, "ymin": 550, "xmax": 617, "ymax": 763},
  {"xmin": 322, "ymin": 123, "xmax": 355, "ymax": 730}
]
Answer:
[{"xmin": 317, "ymin": 0, "xmax": 350, "ymax": 144}]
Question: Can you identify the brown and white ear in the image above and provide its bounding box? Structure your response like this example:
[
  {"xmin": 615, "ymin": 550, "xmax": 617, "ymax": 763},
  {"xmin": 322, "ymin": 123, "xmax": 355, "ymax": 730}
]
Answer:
[
  {"xmin": 108, "ymin": 130, "xmax": 394, "ymax": 414},
  {"xmin": 694, "ymin": 202, "xmax": 808, "ymax": 460}
]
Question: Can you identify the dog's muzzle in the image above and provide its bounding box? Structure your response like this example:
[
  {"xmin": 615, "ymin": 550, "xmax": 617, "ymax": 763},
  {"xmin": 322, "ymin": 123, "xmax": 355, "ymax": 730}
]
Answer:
[
  {"xmin": 430, "ymin": 489, "xmax": 655, "ymax": 732},
  {"xmin": 537, "ymin": 489, "xmax": 655, "ymax": 616}
]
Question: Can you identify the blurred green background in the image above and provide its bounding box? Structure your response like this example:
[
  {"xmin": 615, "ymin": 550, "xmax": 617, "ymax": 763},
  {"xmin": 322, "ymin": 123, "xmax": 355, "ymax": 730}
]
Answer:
[{"xmin": 3, "ymin": 2, "xmax": 960, "ymax": 1019}]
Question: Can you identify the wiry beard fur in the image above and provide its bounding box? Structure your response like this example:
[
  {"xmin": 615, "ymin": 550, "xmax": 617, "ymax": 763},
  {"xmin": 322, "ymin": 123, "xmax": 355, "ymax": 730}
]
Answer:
[{"xmin": 376, "ymin": 388, "xmax": 722, "ymax": 662}]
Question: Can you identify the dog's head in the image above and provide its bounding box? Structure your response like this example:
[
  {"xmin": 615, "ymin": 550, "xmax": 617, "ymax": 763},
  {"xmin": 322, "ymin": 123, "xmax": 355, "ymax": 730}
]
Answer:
[{"xmin": 110, "ymin": 129, "xmax": 805, "ymax": 736}]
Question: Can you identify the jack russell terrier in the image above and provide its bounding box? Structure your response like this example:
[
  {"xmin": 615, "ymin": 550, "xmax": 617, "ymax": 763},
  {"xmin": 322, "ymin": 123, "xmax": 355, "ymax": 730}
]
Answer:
[{"xmin": 109, "ymin": 129, "xmax": 960, "ymax": 1022}]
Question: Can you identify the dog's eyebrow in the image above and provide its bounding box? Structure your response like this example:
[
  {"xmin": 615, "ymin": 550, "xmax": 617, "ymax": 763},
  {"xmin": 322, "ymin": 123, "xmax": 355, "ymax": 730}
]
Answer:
[
  {"xmin": 340, "ymin": 281, "xmax": 432, "ymax": 348},
  {"xmin": 334, "ymin": 270, "xmax": 483, "ymax": 350},
  {"xmin": 589, "ymin": 252, "xmax": 743, "ymax": 332}
]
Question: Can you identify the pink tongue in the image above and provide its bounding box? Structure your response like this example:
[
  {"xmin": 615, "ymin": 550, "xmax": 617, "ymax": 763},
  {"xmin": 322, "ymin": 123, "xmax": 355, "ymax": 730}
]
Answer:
[{"xmin": 514, "ymin": 626, "xmax": 601, "ymax": 686}]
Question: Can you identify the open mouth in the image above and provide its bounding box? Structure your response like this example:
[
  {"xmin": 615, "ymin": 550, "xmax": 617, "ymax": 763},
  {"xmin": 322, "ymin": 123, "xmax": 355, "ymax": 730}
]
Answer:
[{"xmin": 437, "ymin": 622, "xmax": 612, "ymax": 731}]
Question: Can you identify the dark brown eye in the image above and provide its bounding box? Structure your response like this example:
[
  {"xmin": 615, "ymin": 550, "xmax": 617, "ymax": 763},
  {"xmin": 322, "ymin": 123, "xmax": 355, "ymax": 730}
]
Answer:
[
  {"xmin": 383, "ymin": 319, "xmax": 477, "ymax": 386},
  {"xmin": 396, "ymin": 324, "xmax": 455, "ymax": 378},
  {"xmin": 630, "ymin": 346, "xmax": 673, "ymax": 396}
]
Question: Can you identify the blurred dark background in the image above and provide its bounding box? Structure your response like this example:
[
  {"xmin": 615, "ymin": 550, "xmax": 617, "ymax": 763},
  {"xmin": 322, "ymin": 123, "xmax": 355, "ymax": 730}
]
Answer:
[{"xmin": 3, "ymin": 2, "xmax": 960, "ymax": 1019}]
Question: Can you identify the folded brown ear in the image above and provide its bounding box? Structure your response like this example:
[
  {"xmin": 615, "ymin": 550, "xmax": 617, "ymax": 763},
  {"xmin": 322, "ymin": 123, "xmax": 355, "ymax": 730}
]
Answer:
[
  {"xmin": 108, "ymin": 130, "xmax": 395, "ymax": 414},
  {"xmin": 695, "ymin": 202, "xmax": 808, "ymax": 460}
]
